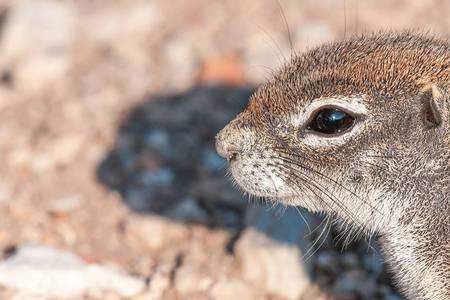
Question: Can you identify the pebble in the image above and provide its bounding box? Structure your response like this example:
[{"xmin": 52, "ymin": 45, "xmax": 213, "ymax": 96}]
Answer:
[
  {"xmin": 333, "ymin": 270, "xmax": 377, "ymax": 299},
  {"xmin": 210, "ymin": 278, "xmax": 256, "ymax": 300},
  {"xmin": 137, "ymin": 168, "xmax": 174, "ymax": 186},
  {"xmin": 49, "ymin": 194, "xmax": 83, "ymax": 214},
  {"xmin": 174, "ymin": 263, "xmax": 213, "ymax": 295},
  {"xmin": 144, "ymin": 128, "xmax": 172, "ymax": 156},
  {"xmin": 235, "ymin": 228, "xmax": 310, "ymax": 300},
  {"xmin": 1, "ymin": 0, "xmax": 75, "ymax": 91},
  {"xmin": 340, "ymin": 252, "xmax": 360, "ymax": 269},
  {"xmin": 124, "ymin": 187, "xmax": 153, "ymax": 212},
  {"xmin": 0, "ymin": 246, "xmax": 145, "ymax": 299},
  {"xmin": 146, "ymin": 262, "xmax": 174, "ymax": 300},
  {"xmin": 316, "ymin": 250, "xmax": 340, "ymax": 274},
  {"xmin": 125, "ymin": 215, "xmax": 189, "ymax": 251},
  {"xmin": 162, "ymin": 197, "xmax": 209, "ymax": 224}
]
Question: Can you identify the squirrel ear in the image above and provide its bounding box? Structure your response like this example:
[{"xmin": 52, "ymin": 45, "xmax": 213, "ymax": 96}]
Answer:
[{"xmin": 421, "ymin": 84, "xmax": 444, "ymax": 129}]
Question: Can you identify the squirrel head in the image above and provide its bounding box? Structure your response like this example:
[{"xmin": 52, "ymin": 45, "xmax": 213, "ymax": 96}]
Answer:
[{"xmin": 216, "ymin": 31, "xmax": 450, "ymax": 234}]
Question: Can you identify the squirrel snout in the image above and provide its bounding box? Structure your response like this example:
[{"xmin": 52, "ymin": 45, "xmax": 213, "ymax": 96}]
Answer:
[
  {"xmin": 215, "ymin": 126, "xmax": 241, "ymax": 162},
  {"xmin": 216, "ymin": 120, "xmax": 252, "ymax": 162}
]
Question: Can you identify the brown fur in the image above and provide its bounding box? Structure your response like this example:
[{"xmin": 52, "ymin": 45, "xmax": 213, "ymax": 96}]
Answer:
[{"xmin": 216, "ymin": 32, "xmax": 450, "ymax": 300}]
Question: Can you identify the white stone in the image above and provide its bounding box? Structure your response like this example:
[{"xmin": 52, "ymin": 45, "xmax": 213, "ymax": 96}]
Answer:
[
  {"xmin": 210, "ymin": 278, "xmax": 256, "ymax": 300},
  {"xmin": 0, "ymin": 246, "xmax": 145, "ymax": 298},
  {"xmin": 0, "ymin": 0, "xmax": 75, "ymax": 91},
  {"xmin": 235, "ymin": 228, "xmax": 310, "ymax": 300},
  {"xmin": 49, "ymin": 194, "xmax": 83, "ymax": 213},
  {"xmin": 174, "ymin": 263, "xmax": 213, "ymax": 295},
  {"xmin": 125, "ymin": 215, "xmax": 189, "ymax": 251}
]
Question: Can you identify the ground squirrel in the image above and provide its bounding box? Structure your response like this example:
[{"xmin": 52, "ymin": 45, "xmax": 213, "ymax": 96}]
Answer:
[{"xmin": 216, "ymin": 32, "xmax": 450, "ymax": 300}]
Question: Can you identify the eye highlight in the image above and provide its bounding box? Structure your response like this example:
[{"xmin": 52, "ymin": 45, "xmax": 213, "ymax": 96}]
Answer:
[{"xmin": 307, "ymin": 108, "xmax": 355, "ymax": 135}]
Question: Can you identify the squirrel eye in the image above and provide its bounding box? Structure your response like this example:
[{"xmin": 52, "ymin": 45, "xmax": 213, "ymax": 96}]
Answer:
[{"xmin": 307, "ymin": 108, "xmax": 355, "ymax": 134}]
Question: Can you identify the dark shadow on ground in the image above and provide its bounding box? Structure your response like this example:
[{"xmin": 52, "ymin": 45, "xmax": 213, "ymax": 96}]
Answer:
[{"xmin": 97, "ymin": 85, "xmax": 254, "ymax": 230}]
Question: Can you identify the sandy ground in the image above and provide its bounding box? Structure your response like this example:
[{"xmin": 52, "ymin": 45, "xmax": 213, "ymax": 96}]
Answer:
[{"xmin": 0, "ymin": 0, "xmax": 448, "ymax": 299}]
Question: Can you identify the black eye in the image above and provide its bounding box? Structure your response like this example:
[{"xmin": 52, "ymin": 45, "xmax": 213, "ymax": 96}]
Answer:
[{"xmin": 308, "ymin": 108, "xmax": 355, "ymax": 135}]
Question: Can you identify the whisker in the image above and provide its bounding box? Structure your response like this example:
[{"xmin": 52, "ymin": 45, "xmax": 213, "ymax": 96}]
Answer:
[
  {"xmin": 275, "ymin": 164, "xmax": 359, "ymax": 229},
  {"xmin": 304, "ymin": 215, "xmax": 332, "ymax": 262},
  {"xmin": 273, "ymin": 150, "xmax": 382, "ymax": 215},
  {"xmin": 291, "ymin": 170, "xmax": 363, "ymax": 229},
  {"xmin": 274, "ymin": 162, "xmax": 367, "ymax": 236},
  {"xmin": 293, "ymin": 205, "xmax": 312, "ymax": 233}
]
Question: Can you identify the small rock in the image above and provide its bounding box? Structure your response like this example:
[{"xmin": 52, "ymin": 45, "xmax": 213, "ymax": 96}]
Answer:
[
  {"xmin": 174, "ymin": 263, "xmax": 213, "ymax": 295},
  {"xmin": 163, "ymin": 197, "xmax": 209, "ymax": 224},
  {"xmin": 125, "ymin": 215, "xmax": 189, "ymax": 251},
  {"xmin": 30, "ymin": 134, "xmax": 84, "ymax": 172},
  {"xmin": 340, "ymin": 253, "xmax": 360, "ymax": 269},
  {"xmin": 301, "ymin": 284, "xmax": 332, "ymax": 300},
  {"xmin": 1, "ymin": 0, "xmax": 75, "ymax": 91},
  {"xmin": 0, "ymin": 246, "xmax": 145, "ymax": 299},
  {"xmin": 50, "ymin": 134, "xmax": 84, "ymax": 165},
  {"xmin": 210, "ymin": 278, "xmax": 256, "ymax": 300},
  {"xmin": 144, "ymin": 128, "xmax": 172, "ymax": 156},
  {"xmin": 316, "ymin": 250, "xmax": 340, "ymax": 274},
  {"xmin": 146, "ymin": 262, "xmax": 175, "ymax": 300},
  {"xmin": 137, "ymin": 168, "xmax": 174, "ymax": 186},
  {"xmin": 235, "ymin": 228, "xmax": 310, "ymax": 300},
  {"xmin": 333, "ymin": 270, "xmax": 377, "ymax": 299},
  {"xmin": 49, "ymin": 194, "xmax": 83, "ymax": 214},
  {"xmin": 123, "ymin": 180, "xmax": 180, "ymax": 213},
  {"xmin": 124, "ymin": 187, "xmax": 152, "ymax": 212}
]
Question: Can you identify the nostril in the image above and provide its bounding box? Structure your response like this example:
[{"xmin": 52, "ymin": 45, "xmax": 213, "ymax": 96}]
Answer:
[
  {"xmin": 228, "ymin": 152, "xmax": 238, "ymax": 162},
  {"xmin": 215, "ymin": 134, "xmax": 240, "ymax": 162},
  {"xmin": 216, "ymin": 124, "xmax": 247, "ymax": 163}
]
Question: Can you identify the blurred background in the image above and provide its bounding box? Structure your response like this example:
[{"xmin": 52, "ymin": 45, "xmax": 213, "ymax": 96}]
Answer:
[{"xmin": 0, "ymin": 0, "xmax": 449, "ymax": 299}]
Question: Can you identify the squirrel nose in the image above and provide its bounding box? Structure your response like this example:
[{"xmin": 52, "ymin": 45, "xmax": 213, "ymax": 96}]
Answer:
[
  {"xmin": 215, "ymin": 123, "xmax": 244, "ymax": 162},
  {"xmin": 215, "ymin": 130, "xmax": 240, "ymax": 162}
]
